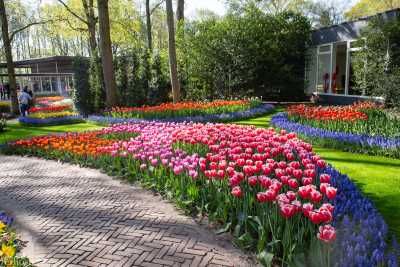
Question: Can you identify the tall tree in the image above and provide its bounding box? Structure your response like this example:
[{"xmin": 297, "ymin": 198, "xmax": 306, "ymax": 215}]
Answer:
[
  {"xmin": 56, "ymin": 0, "xmax": 97, "ymax": 54},
  {"xmin": 165, "ymin": 0, "xmax": 180, "ymax": 102},
  {"xmin": 176, "ymin": 0, "xmax": 184, "ymax": 22},
  {"xmin": 97, "ymin": 0, "xmax": 118, "ymax": 107},
  {"xmin": 345, "ymin": 0, "xmax": 400, "ymax": 20},
  {"xmin": 0, "ymin": 0, "xmax": 18, "ymax": 114},
  {"xmin": 145, "ymin": 0, "xmax": 152, "ymax": 51}
]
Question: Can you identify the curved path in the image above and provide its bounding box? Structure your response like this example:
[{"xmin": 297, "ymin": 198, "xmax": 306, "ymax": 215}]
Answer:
[{"xmin": 0, "ymin": 156, "xmax": 256, "ymax": 267}]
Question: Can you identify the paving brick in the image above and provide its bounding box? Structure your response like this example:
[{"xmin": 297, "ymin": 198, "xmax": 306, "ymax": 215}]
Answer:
[{"xmin": 0, "ymin": 156, "xmax": 256, "ymax": 267}]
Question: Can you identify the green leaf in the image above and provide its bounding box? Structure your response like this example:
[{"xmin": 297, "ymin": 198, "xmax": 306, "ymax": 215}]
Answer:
[
  {"xmin": 233, "ymin": 224, "xmax": 242, "ymax": 238},
  {"xmin": 257, "ymin": 251, "xmax": 274, "ymax": 267},
  {"xmin": 290, "ymin": 253, "xmax": 306, "ymax": 267},
  {"xmin": 237, "ymin": 232, "xmax": 254, "ymax": 249},
  {"xmin": 216, "ymin": 222, "xmax": 231, "ymax": 235}
]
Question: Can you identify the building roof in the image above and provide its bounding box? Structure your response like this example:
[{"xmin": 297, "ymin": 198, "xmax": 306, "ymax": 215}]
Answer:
[
  {"xmin": 0, "ymin": 56, "xmax": 81, "ymax": 68},
  {"xmin": 311, "ymin": 8, "xmax": 400, "ymax": 46}
]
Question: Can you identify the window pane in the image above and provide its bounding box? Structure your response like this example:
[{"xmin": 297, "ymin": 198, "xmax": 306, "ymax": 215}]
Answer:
[
  {"xmin": 317, "ymin": 53, "xmax": 332, "ymax": 93},
  {"xmin": 319, "ymin": 45, "xmax": 331, "ymax": 53}
]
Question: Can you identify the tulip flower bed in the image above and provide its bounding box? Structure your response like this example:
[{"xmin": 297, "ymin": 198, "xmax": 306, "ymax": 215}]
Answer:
[
  {"xmin": 0, "ymin": 212, "xmax": 33, "ymax": 266},
  {"xmin": 0, "ymin": 102, "xmax": 10, "ymax": 113},
  {"xmin": 287, "ymin": 103, "xmax": 400, "ymax": 138},
  {"xmin": 6, "ymin": 121, "xmax": 398, "ymax": 266},
  {"xmin": 91, "ymin": 103, "xmax": 274, "ymax": 125},
  {"xmin": 279, "ymin": 103, "xmax": 400, "ymax": 158},
  {"xmin": 107, "ymin": 99, "xmax": 263, "ymax": 120},
  {"xmin": 28, "ymin": 105, "xmax": 71, "ymax": 113},
  {"xmin": 19, "ymin": 97, "xmax": 83, "ymax": 126},
  {"xmin": 272, "ymin": 113, "xmax": 400, "ymax": 158}
]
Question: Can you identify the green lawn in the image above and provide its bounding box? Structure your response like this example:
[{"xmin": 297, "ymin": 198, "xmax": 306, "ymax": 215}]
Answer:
[
  {"xmin": 232, "ymin": 109, "xmax": 400, "ymax": 239},
  {"xmin": 0, "ymin": 121, "xmax": 103, "ymax": 145}
]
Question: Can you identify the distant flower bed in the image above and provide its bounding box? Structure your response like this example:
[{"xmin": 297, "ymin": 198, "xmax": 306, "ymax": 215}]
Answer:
[
  {"xmin": 107, "ymin": 99, "xmax": 262, "ymax": 120},
  {"xmin": 19, "ymin": 96, "xmax": 81, "ymax": 126},
  {"xmin": 28, "ymin": 111, "xmax": 78, "ymax": 119},
  {"xmin": 0, "ymin": 212, "xmax": 33, "ymax": 266},
  {"xmin": 0, "ymin": 102, "xmax": 10, "ymax": 113},
  {"xmin": 287, "ymin": 102, "xmax": 400, "ymax": 138},
  {"xmin": 6, "ymin": 121, "xmax": 398, "ymax": 266},
  {"xmin": 271, "ymin": 113, "xmax": 400, "ymax": 158},
  {"xmin": 29, "ymin": 104, "xmax": 72, "ymax": 113},
  {"xmin": 92, "ymin": 102, "xmax": 274, "ymax": 124},
  {"xmin": 19, "ymin": 115, "xmax": 84, "ymax": 126},
  {"xmin": 35, "ymin": 96, "xmax": 64, "ymax": 102}
]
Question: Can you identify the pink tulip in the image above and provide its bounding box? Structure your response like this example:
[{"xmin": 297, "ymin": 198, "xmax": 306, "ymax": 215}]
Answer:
[
  {"xmin": 231, "ymin": 186, "xmax": 242, "ymax": 198},
  {"xmin": 317, "ymin": 225, "xmax": 336, "ymax": 243}
]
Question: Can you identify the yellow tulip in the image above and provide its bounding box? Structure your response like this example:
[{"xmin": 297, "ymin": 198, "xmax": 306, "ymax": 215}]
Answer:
[
  {"xmin": 0, "ymin": 222, "xmax": 5, "ymax": 232},
  {"xmin": 1, "ymin": 244, "xmax": 16, "ymax": 258}
]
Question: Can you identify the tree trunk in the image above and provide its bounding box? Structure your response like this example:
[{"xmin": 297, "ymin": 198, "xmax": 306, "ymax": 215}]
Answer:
[
  {"xmin": 97, "ymin": 0, "xmax": 118, "ymax": 107},
  {"xmin": 0, "ymin": 0, "xmax": 18, "ymax": 115},
  {"xmin": 145, "ymin": 0, "xmax": 152, "ymax": 51},
  {"xmin": 82, "ymin": 0, "xmax": 97, "ymax": 54},
  {"xmin": 176, "ymin": 0, "xmax": 184, "ymax": 22},
  {"xmin": 165, "ymin": 0, "xmax": 180, "ymax": 103}
]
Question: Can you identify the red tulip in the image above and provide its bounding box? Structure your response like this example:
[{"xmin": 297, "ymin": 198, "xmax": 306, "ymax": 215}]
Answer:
[
  {"xmin": 289, "ymin": 161, "xmax": 300, "ymax": 169},
  {"xmin": 262, "ymin": 165, "xmax": 272, "ymax": 175},
  {"xmin": 304, "ymin": 169, "xmax": 316, "ymax": 178},
  {"xmin": 280, "ymin": 204, "xmax": 296, "ymax": 218},
  {"xmin": 321, "ymin": 203, "xmax": 335, "ymax": 213},
  {"xmin": 319, "ymin": 183, "xmax": 329, "ymax": 194},
  {"xmin": 285, "ymin": 167, "xmax": 293, "ymax": 175},
  {"xmin": 286, "ymin": 191, "xmax": 296, "ymax": 201},
  {"xmin": 217, "ymin": 170, "xmax": 225, "ymax": 179},
  {"xmin": 293, "ymin": 169, "xmax": 303, "ymax": 179},
  {"xmin": 259, "ymin": 176, "xmax": 272, "ymax": 189},
  {"xmin": 231, "ymin": 186, "xmax": 242, "ymax": 198},
  {"xmin": 317, "ymin": 160, "xmax": 327, "ymax": 169},
  {"xmin": 298, "ymin": 186, "xmax": 310, "ymax": 199},
  {"xmin": 248, "ymin": 176, "xmax": 258, "ymax": 186},
  {"xmin": 226, "ymin": 166, "xmax": 235, "ymax": 177},
  {"xmin": 317, "ymin": 225, "xmax": 336, "ymax": 243},
  {"xmin": 309, "ymin": 211, "xmax": 323, "ymax": 224},
  {"xmin": 288, "ymin": 178, "xmax": 299, "ymax": 189},
  {"xmin": 302, "ymin": 177, "xmax": 313, "ymax": 186},
  {"xmin": 318, "ymin": 208, "xmax": 333, "ymax": 223},
  {"xmin": 310, "ymin": 190, "xmax": 323, "ymax": 203},
  {"xmin": 326, "ymin": 187, "xmax": 337, "ymax": 200},
  {"xmin": 278, "ymin": 161, "xmax": 287, "ymax": 169},
  {"xmin": 320, "ymin": 174, "xmax": 331, "ymax": 183},
  {"xmin": 302, "ymin": 203, "xmax": 313, "ymax": 217},
  {"xmin": 280, "ymin": 175, "xmax": 290, "ymax": 185}
]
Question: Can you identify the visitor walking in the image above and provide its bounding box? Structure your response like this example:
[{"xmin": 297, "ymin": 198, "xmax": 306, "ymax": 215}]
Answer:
[
  {"xmin": 0, "ymin": 84, "xmax": 4, "ymax": 100},
  {"xmin": 18, "ymin": 87, "xmax": 32, "ymax": 117},
  {"xmin": 4, "ymin": 84, "xmax": 10, "ymax": 99}
]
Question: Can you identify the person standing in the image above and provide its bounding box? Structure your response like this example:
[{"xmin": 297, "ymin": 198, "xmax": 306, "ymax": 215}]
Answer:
[
  {"xmin": 18, "ymin": 87, "xmax": 32, "ymax": 117},
  {"xmin": 0, "ymin": 84, "xmax": 4, "ymax": 99}
]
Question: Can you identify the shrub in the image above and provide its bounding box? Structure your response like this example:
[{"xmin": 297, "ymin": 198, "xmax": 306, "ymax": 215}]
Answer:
[
  {"xmin": 177, "ymin": 7, "xmax": 311, "ymax": 101},
  {"xmin": 353, "ymin": 14, "xmax": 400, "ymax": 108},
  {"xmin": 72, "ymin": 56, "xmax": 94, "ymax": 116}
]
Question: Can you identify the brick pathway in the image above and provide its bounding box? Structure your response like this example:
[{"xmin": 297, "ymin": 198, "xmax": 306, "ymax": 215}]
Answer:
[{"xmin": 0, "ymin": 156, "xmax": 257, "ymax": 267}]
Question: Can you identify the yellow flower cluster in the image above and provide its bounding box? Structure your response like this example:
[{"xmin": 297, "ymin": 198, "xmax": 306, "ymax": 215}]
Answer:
[{"xmin": 28, "ymin": 111, "xmax": 79, "ymax": 119}]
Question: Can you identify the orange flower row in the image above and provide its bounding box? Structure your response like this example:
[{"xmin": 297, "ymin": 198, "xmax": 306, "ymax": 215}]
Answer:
[
  {"xmin": 112, "ymin": 100, "xmax": 249, "ymax": 113},
  {"xmin": 13, "ymin": 132, "xmax": 113, "ymax": 156},
  {"xmin": 287, "ymin": 103, "xmax": 372, "ymax": 122}
]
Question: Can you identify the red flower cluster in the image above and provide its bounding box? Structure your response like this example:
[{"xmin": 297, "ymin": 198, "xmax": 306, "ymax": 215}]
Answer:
[
  {"xmin": 173, "ymin": 125, "xmax": 337, "ymax": 235},
  {"xmin": 111, "ymin": 100, "xmax": 249, "ymax": 114},
  {"xmin": 287, "ymin": 104, "xmax": 369, "ymax": 122},
  {"xmin": 29, "ymin": 105, "xmax": 71, "ymax": 113}
]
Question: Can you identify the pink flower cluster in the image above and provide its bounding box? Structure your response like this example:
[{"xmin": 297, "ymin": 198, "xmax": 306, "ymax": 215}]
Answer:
[{"xmin": 97, "ymin": 121, "xmax": 337, "ymax": 243}]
